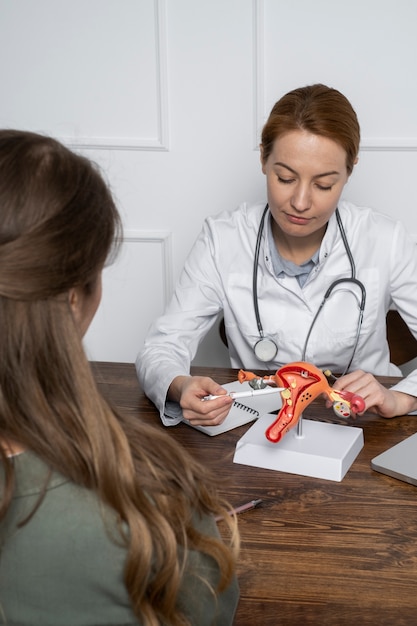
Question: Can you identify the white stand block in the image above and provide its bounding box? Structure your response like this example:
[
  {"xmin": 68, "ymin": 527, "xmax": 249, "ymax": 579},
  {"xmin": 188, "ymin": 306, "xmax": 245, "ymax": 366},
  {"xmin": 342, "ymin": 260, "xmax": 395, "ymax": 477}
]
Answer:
[{"xmin": 233, "ymin": 414, "xmax": 364, "ymax": 482}]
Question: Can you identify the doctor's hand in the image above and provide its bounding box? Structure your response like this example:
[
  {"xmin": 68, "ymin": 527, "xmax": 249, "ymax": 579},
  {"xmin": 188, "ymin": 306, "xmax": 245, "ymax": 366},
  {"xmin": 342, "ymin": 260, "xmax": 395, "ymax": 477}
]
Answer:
[
  {"xmin": 330, "ymin": 369, "xmax": 417, "ymax": 418},
  {"xmin": 168, "ymin": 375, "xmax": 234, "ymax": 426}
]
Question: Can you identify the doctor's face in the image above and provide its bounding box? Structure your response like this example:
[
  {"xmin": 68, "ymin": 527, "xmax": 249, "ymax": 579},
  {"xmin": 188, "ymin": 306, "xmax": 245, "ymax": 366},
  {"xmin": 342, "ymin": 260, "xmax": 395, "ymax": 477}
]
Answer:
[{"xmin": 261, "ymin": 130, "xmax": 350, "ymax": 242}]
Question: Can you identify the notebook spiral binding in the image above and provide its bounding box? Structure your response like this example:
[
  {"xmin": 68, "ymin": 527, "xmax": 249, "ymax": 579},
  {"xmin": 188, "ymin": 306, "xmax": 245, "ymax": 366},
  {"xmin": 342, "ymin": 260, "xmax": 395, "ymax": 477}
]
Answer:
[{"xmin": 233, "ymin": 401, "xmax": 260, "ymax": 416}]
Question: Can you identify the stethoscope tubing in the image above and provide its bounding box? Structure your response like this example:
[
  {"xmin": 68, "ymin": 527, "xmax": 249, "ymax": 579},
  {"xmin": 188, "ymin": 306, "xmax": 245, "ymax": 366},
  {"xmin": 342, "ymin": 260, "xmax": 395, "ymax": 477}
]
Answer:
[{"xmin": 252, "ymin": 205, "xmax": 269, "ymax": 340}]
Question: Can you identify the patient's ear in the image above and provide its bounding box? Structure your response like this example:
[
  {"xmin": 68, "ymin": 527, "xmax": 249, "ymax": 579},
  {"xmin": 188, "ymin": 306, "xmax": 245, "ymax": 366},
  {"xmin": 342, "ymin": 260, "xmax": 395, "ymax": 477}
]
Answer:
[
  {"xmin": 68, "ymin": 287, "xmax": 83, "ymax": 325},
  {"xmin": 67, "ymin": 280, "xmax": 102, "ymax": 337},
  {"xmin": 68, "ymin": 287, "xmax": 93, "ymax": 337}
]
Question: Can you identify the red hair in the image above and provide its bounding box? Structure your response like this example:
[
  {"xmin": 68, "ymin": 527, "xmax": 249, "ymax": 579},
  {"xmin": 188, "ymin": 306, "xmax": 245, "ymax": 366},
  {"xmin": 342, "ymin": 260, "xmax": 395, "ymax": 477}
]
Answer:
[{"xmin": 261, "ymin": 84, "xmax": 360, "ymax": 174}]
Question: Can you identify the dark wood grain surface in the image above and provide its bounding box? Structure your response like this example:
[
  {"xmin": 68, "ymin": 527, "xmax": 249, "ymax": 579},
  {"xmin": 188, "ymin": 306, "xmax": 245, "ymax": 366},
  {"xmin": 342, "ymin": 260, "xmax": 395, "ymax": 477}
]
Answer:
[{"xmin": 92, "ymin": 362, "xmax": 417, "ymax": 626}]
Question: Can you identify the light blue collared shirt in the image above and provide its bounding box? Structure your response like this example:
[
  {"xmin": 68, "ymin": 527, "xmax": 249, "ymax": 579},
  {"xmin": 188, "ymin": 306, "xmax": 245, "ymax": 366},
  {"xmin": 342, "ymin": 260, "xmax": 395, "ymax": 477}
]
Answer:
[{"xmin": 267, "ymin": 216, "xmax": 319, "ymax": 287}]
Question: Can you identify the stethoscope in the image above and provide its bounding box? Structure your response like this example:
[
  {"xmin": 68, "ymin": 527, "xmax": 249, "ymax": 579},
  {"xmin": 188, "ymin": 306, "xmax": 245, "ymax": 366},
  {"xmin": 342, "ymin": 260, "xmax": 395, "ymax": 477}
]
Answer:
[{"xmin": 253, "ymin": 204, "xmax": 366, "ymax": 375}]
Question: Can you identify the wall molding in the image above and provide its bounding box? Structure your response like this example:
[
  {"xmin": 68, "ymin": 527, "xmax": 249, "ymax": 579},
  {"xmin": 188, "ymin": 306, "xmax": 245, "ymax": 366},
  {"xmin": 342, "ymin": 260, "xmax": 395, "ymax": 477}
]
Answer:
[
  {"xmin": 123, "ymin": 229, "xmax": 173, "ymax": 306},
  {"xmin": 66, "ymin": 0, "xmax": 169, "ymax": 152},
  {"xmin": 360, "ymin": 139, "xmax": 417, "ymax": 152},
  {"xmin": 253, "ymin": 0, "xmax": 417, "ymax": 152},
  {"xmin": 252, "ymin": 0, "xmax": 264, "ymax": 150}
]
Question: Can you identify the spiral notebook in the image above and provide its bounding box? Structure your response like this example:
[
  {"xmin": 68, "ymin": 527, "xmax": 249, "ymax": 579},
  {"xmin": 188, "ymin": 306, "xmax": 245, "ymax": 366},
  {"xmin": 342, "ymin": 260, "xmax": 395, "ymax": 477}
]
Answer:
[{"xmin": 183, "ymin": 380, "xmax": 282, "ymax": 436}]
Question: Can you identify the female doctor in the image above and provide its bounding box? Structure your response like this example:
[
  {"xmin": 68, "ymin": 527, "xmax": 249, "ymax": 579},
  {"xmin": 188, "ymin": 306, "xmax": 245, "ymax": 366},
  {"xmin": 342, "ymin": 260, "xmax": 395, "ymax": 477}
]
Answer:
[{"xmin": 137, "ymin": 83, "xmax": 417, "ymax": 427}]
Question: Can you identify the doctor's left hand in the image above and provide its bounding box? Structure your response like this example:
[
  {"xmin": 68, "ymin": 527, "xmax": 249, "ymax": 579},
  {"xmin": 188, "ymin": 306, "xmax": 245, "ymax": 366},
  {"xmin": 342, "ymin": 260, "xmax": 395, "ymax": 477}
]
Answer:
[
  {"xmin": 168, "ymin": 375, "xmax": 234, "ymax": 426},
  {"xmin": 330, "ymin": 369, "xmax": 417, "ymax": 418}
]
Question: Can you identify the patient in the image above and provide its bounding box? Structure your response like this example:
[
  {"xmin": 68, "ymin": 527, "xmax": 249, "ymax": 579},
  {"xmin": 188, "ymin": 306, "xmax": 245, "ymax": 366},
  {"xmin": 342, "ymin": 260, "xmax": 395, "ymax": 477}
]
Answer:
[{"xmin": 0, "ymin": 130, "xmax": 239, "ymax": 625}]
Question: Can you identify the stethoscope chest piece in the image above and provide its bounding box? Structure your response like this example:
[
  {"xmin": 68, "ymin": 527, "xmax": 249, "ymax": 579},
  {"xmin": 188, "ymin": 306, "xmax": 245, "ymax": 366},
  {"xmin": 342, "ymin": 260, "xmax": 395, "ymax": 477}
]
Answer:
[{"xmin": 254, "ymin": 337, "xmax": 278, "ymax": 362}]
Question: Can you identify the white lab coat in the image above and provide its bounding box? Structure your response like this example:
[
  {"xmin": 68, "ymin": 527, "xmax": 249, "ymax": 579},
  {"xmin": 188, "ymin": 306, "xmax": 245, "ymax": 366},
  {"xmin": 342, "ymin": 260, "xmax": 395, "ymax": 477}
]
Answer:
[{"xmin": 136, "ymin": 201, "xmax": 417, "ymax": 424}]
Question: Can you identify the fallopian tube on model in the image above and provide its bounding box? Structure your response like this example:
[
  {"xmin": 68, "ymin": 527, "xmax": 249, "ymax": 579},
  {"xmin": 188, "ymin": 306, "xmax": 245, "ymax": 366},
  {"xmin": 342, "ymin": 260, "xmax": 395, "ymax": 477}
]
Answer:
[{"xmin": 238, "ymin": 361, "xmax": 365, "ymax": 443}]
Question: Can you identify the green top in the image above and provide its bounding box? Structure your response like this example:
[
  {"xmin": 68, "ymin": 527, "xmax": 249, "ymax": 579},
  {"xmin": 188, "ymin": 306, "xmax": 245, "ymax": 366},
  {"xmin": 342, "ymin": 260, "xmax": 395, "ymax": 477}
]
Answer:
[{"xmin": 0, "ymin": 452, "xmax": 239, "ymax": 625}]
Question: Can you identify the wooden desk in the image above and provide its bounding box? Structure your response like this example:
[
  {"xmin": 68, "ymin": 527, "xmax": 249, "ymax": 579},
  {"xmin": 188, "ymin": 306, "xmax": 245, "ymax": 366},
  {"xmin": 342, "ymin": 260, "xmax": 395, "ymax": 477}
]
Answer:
[{"xmin": 92, "ymin": 362, "xmax": 417, "ymax": 626}]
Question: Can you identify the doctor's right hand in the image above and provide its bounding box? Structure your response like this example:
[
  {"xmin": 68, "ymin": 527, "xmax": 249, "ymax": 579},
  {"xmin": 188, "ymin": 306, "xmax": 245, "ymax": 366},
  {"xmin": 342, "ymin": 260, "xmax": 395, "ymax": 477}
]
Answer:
[{"xmin": 168, "ymin": 375, "xmax": 234, "ymax": 427}]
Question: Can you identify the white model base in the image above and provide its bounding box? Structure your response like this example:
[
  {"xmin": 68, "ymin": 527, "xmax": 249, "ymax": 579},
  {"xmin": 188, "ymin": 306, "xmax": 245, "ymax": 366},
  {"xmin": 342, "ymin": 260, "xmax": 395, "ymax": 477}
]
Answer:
[{"xmin": 233, "ymin": 414, "xmax": 364, "ymax": 482}]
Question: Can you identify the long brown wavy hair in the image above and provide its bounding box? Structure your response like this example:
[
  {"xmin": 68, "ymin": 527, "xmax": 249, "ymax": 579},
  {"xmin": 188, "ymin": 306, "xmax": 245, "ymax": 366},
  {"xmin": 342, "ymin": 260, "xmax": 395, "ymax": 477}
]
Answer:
[{"xmin": 0, "ymin": 130, "xmax": 238, "ymax": 625}]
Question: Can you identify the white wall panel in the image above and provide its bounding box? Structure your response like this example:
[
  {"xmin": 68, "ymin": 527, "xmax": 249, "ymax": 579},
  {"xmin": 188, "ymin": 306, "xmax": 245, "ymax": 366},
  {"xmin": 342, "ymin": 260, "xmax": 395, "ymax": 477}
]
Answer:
[
  {"xmin": 0, "ymin": 0, "xmax": 168, "ymax": 149},
  {"xmin": 257, "ymin": 0, "xmax": 417, "ymax": 145},
  {"xmin": 342, "ymin": 150, "xmax": 417, "ymax": 238},
  {"xmin": 83, "ymin": 231, "xmax": 172, "ymax": 362}
]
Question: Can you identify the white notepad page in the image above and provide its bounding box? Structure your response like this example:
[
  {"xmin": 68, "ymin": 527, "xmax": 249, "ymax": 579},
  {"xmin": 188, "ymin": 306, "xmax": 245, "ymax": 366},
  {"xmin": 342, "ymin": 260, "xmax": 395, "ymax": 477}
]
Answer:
[{"xmin": 183, "ymin": 380, "xmax": 282, "ymax": 436}]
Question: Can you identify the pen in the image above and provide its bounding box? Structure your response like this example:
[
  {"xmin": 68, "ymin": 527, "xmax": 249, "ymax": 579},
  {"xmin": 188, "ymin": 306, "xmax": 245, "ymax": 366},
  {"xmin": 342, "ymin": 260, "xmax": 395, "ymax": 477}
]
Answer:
[
  {"xmin": 215, "ymin": 499, "xmax": 263, "ymax": 522},
  {"xmin": 202, "ymin": 387, "xmax": 284, "ymax": 401}
]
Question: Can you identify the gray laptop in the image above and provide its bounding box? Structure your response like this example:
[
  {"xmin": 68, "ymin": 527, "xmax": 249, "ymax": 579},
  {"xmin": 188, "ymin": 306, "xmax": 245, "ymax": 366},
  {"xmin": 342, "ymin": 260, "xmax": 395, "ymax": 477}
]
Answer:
[{"xmin": 371, "ymin": 432, "xmax": 417, "ymax": 486}]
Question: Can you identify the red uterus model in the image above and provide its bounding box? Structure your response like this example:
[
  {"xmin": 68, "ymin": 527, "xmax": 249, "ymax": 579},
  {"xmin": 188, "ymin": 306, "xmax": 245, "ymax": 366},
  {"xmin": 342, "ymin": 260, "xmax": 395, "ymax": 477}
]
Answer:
[{"xmin": 238, "ymin": 361, "xmax": 365, "ymax": 443}]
